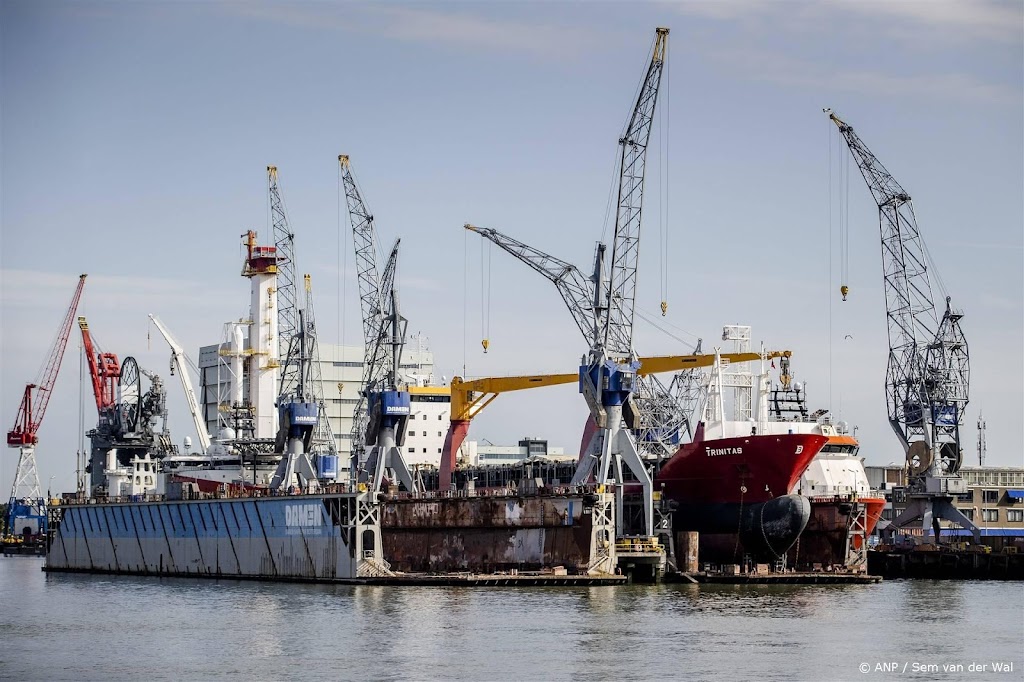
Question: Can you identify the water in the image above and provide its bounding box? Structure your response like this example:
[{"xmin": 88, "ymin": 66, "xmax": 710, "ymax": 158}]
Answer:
[{"xmin": 2, "ymin": 558, "xmax": 1021, "ymax": 681}]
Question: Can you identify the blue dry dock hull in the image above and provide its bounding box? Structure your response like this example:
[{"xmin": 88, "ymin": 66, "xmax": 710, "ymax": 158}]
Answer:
[
  {"xmin": 45, "ymin": 495, "xmax": 373, "ymax": 581},
  {"xmin": 673, "ymin": 494, "xmax": 812, "ymax": 565}
]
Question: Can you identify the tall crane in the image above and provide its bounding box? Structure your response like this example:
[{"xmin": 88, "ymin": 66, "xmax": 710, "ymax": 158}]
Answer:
[
  {"xmin": 269, "ymin": 165, "xmax": 302, "ymax": 400},
  {"xmin": 826, "ymin": 109, "xmax": 976, "ymax": 543},
  {"xmin": 148, "ymin": 315, "xmax": 212, "ymax": 454},
  {"xmin": 6, "ymin": 274, "xmax": 86, "ymax": 538},
  {"xmin": 466, "ymin": 27, "xmax": 669, "ymax": 536},
  {"xmin": 340, "ymin": 155, "xmax": 416, "ymax": 493},
  {"xmin": 303, "ymin": 274, "xmax": 338, "ymax": 458}
]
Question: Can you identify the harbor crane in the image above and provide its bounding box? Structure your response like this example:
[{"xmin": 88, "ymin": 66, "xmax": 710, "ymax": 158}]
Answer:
[
  {"xmin": 269, "ymin": 166, "xmax": 337, "ymax": 460},
  {"xmin": 826, "ymin": 109, "xmax": 977, "ymax": 543},
  {"xmin": 6, "ymin": 274, "xmax": 86, "ymax": 539},
  {"xmin": 148, "ymin": 315, "xmax": 213, "ymax": 454},
  {"xmin": 340, "ymin": 155, "xmax": 416, "ymax": 494},
  {"xmin": 466, "ymin": 27, "xmax": 669, "ymax": 536}
]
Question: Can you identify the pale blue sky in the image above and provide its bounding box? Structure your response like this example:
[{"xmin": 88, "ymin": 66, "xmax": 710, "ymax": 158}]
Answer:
[{"xmin": 2, "ymin": 1, "xmax": 1022, "ymax": 494}]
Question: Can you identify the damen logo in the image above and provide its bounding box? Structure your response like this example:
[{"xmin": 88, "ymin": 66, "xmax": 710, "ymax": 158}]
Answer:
[{"xmin": 285, "ymin": 503, "xmax": 323, "ymax": 528}]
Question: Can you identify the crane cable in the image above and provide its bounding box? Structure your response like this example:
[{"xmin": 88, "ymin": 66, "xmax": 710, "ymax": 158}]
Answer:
[
  {"xmin": 659, "ymin": 38, "xmax": 670, "ymax": 316},
  {"xmin": 480, "ymin": 239, "xmax": 491, "ymax": 353}
]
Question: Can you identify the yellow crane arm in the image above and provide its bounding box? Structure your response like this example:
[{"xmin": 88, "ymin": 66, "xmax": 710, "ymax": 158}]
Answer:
[{"xmin": 448, "ymin": 351, "xmax": 791, "ymax": 422}]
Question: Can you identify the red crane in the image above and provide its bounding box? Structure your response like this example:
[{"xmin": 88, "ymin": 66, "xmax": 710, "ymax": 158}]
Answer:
[
  {"xmin": 78, "ymin": 315, "xmax": 120, "ymax": 414},
  {"xmin": 6, "ymin": 274, "xmax": 87, "ymax": 448}
]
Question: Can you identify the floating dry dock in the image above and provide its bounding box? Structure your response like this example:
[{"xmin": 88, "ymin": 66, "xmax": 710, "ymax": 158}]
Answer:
[{"xmin": 43, "ymin": 487, "xmax": 625, "ymax": 584}]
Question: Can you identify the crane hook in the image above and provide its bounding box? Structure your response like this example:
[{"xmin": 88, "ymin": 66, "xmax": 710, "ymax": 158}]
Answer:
[
  {"xmin": 840, "ymin": 284, "xmax": 849, "ymax": 301},
  {"xmin": 481, "ymin": 339, "xmax": 489, "ymax": 354},
  {"xmin": 660, "ymin": 301, "xmax": 668, "ymax": 316}
]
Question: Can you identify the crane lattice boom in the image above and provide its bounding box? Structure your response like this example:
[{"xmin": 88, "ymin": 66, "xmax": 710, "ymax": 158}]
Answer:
[
  {"xmin": 827, "ymin": 109, "xmax": 969, "ymax": 475},
  {"xmin": 605, "ymin": 26, "xmax": 668, "ymax": 358},
  {"xmin": 7, "ymin": 274, "xmax": 87, "ymax": 447},
  {"xmin": 269, "ymin": 166, "xmax": 302, "ymax": 399}
]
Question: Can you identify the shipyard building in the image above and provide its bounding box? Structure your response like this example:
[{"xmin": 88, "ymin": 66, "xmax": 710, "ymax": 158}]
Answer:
[{"xmin": 198, "ymin": 334, "xmax": 447, "ymax": 465}]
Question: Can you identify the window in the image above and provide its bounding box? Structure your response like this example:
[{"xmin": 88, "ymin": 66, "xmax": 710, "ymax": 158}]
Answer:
[
  {"xmin": 423, "ymin": 431, "xmax": 427, "ymax": 437},
  {"xmin": 437, "ymin": 448, "xmax": 442, "ymax": 454},
  {"xmin": 408, "ymin": 448, "xmax": 415, "ymax": 453},
  {"xmin": 983, "ymin": 490, "xmax": 999, "ymax": 504},
  {"xmin": 982, "ymin": 509, "xmax": 999, "ymax": 522},
  {"xmin": 438, "ymin": 432, "xmax": 442, "ymax": 437},
  {"xmin": 960, "ymin": 508, "xmax": 974, "ymax": 521},
  {"xmin": 1008, "ymin": 510, "xmax": 1024, "ymax": 523},
  {"xmin": 438, "ymin": 415, "xmax": 443, "ymax": 420},
  {"xmin": 408, "ymin": 431, "xmax": 415, "ymax": 438}
]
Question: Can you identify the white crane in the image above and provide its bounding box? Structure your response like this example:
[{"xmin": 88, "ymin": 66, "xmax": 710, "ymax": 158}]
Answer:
[{"xmin": 148, "ymin": 314, "xmax": 212, "ymax": 453}]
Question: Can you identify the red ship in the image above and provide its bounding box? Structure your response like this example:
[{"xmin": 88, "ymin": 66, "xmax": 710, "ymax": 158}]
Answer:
[{"xmin": 655, "ymin": 423, "xmax": 826, "ymax": 564}]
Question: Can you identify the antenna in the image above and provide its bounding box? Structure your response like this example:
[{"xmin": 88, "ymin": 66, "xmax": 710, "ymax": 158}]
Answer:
[{"xmin": 977, "ymin": 412, "xmax": 986, "ymax": 467}]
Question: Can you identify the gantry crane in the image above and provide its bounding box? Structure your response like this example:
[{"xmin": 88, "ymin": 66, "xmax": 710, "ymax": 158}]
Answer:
[
  {"xmin": 6, "ymin": 274, "xmax": 86, "ymax": 539},
  {"xmin": 466, "ymin": 27, "xmax": 669, "ymax": 536},
  {"xmin": 340, "ymin": 155, "xmax": 416, "ymax": 494},
  {"xmin": 826, "ymin": 109, "xmax": 976, "ymax": 543}
]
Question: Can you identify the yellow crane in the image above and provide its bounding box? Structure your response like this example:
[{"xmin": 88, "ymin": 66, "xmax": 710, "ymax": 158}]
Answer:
[{"xmin": 436, "ymin": 350, "xmax": 790, "ymax": 490}]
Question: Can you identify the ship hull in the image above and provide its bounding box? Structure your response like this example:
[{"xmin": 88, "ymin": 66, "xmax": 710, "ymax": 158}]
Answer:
[
  {"xmin": 793, "ymin": 496, "xmax": 886, "ymax": 570},
  {"xmin": 672, "ymin": 494, "xmax": 812, "ymax": 564},
  {"xmin": 655, "ymin": 432, "xmax": 826, "ymax": 564}
]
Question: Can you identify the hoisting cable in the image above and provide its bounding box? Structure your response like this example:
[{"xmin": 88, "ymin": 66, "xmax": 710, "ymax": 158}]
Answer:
[
  {"xmin": 660, "ymin": 38, "xmax": 670, "ymax": 316},
  {"xmin": 480, "ymin": 238, "xmax": 491, "ymax": 354},
  {"xmin": 840, "ymin": 140, "xmax": 851, "ymax": 301}
]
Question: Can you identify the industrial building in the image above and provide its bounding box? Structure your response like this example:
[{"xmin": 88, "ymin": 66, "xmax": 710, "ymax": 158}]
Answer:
[
  {"xmin": 198, "ymin": 333, "xmax": 439, "ymax": 462},
  {"xmin": 866, "ymin": 464, "xmax": 1024, "ymax": 542}
]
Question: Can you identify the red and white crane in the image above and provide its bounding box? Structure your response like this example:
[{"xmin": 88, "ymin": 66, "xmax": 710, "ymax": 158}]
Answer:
[{"xmin": 6, "ymin": 274, "xmax": 86, "ymax": 536}]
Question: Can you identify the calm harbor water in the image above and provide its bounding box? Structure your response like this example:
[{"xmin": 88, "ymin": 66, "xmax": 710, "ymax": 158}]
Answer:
[{"xmin": 1, "ymin": 557, "xmax": 1021, "ymax": 681}]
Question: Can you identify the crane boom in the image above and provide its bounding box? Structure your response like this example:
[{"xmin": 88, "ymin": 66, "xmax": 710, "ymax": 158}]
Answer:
[
  {"xmin": 148, "ymin": 314, "xmax": 212, "ymax": 453},
  {"xmin": 78, "ymin": 316, "xmax": 121, "ymax": 413},
  {"xmin": 464, "ymin": 224, "xmax": 598, "ymax": 343},
  {"xmin": 7, "ymin": 274, "xmax": 87, "ymax": 447},
  {"xmin": 269, "ymin": 165, "xmax": 302, "ymax": 399},
  {"xmin": 604, "ymin": 26, "xmax": 669, "ymax": 358}
]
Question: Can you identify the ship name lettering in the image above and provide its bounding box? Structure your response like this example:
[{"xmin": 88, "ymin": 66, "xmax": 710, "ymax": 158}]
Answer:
[{"xmin": 706, "ymin": 447, "xmax": 742, "ymax": 457}]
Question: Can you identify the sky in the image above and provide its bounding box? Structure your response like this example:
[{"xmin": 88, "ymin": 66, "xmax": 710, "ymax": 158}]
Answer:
[{"xmin": 1, "ymin": 0, "xmax": 1022, "ymax": 495}]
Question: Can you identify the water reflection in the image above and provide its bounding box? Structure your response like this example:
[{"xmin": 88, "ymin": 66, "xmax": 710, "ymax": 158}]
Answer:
[{"xmin": 5, "ymin": 563, "xmax": 1021, "ymax": 682}]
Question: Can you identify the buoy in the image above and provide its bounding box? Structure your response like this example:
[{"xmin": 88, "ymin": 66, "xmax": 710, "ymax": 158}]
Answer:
[
  {"xmin": 840, "ymin": 284, "xmax": 849, "ymax": 301},
  {"xmin": 481, "ymin": 339, "xmax": 489, "ymax": 353},
  {"xmin": 660, "ymin": 300, "xmax": 668, "ymax": 316}
]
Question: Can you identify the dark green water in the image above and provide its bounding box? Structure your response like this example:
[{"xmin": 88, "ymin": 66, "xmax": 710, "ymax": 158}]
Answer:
[{"xmin": 2, "ymin": 558, "xmax": 1020, "ymax": 681}]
